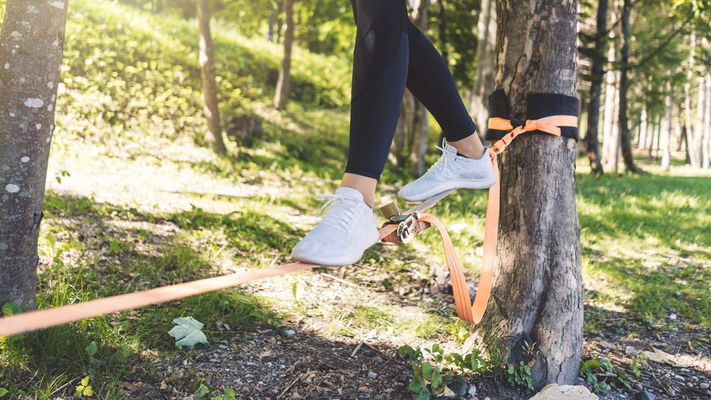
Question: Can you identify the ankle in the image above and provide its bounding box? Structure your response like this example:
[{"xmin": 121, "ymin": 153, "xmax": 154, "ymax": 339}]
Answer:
[{"xmin": 447, "ymin": 140, "xmax": 485, "ymax": 159}]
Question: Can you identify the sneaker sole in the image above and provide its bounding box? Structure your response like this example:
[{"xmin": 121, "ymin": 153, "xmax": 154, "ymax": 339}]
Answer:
[
  {"xmin": 399, "ymin": 177, "xmax": 497, "ymax": 202},
  {"xmin": 290, "ymin": 230, "xmax": 380, "ymax": 266}
]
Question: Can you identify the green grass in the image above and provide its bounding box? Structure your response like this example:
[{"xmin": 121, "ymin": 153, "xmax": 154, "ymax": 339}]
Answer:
[{"xmin": 1, "ymin": 0, "xmax": 709, "ymax": 397}]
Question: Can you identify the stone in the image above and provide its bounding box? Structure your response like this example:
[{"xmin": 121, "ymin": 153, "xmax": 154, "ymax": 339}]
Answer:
[
  {"xmin": 635, "ymin": 390, "xmax": 655, "ymax": 400},
  {"xmin": 283, "ymin": 329, "xmax": 296, "ymax": 337},
  {"xmin": 367, "ymin": 371, "xmax": 377, "ymax": 379},
  {"xmin": 700, "ymin": 383, "xmax": 710, "ymax": 390},
  {"xmin": 625, "ymin": 346, "xmax": 640, "ymax": 357},
  {"xmin": 528, "ymin": 384, "xmax": 598, "ymax": 400},
  {"xmin": 468, "ymin": 384, "xmax": 477, "ymax": 396}
]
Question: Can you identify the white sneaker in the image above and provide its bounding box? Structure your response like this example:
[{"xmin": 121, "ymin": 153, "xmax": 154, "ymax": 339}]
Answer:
[
  {"xmin": 398, "ymin": 139, "xmax": 496, "ymax": 202},
  {"xmin": 291, "ymin": 186, "xmax": 380, "ymax": 266}
]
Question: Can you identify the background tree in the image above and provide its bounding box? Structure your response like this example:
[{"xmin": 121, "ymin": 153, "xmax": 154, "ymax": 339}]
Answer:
[
  {"xmin": 470, "ymin": 0, "xmax": 496, "ymax": 130},
  {"xmin": 198, "ymin": 0, "xmax": 227, "ymax": 154},
  {"xmin": 475, "ymin": 0, "xmax": 583, "ymax": 388},
  {"xmin": 0, "ymin": 0, "xmax": 69, "ymax": 311},
  {"xmin": 274, "ymin": 0, "xmax": 295, "ymax": 110},
  {"xmin": 391, "ymin": 0, "xmax": 431, "ymax": 175},
  {"xmin": 580, "ymin": 0, "xmax": 608, "ymax": 174}
]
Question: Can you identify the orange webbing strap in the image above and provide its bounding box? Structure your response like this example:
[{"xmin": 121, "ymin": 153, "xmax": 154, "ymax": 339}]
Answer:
[
  {"xmin": 0, "ymin": 225, "xmax": 400, "ymax": 337},
  {"xmin": 427, "ymin": 114, "xmax": 578, "ymax": 324}
]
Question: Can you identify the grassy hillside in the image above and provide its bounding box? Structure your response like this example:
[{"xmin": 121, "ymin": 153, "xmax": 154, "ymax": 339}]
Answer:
[{"xmin": 0, "ymin": 0, "xmax": 709, "ymax": 398}]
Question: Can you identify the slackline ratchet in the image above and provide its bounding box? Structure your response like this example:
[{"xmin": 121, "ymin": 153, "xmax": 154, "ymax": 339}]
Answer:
[{"xmin": 0, "ymin": 92, "xmax": 579, "ymax": 337}]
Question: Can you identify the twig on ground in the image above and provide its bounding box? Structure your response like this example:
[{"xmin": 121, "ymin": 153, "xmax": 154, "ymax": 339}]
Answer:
[
  {"xmin": 350, "ymin": 342, "xmax": 363, "ymax": 358},
  {"xmin": 277, "ymin": 374, "xmax": 301, "ymax": 399},
  {"xmin": 320, "ymin": 272, "xmax": 361, "ymax": 288}
]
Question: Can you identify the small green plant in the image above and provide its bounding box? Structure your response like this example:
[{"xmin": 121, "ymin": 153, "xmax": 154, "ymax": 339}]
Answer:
[
  {"xmin": 75, "ymin": 376, "xmax": 94, "ymax": 397},
  {"xmin": 85, "ymin": 341, "xmax": 98, "ymax": 357},
  {"xmin": 211, "ymin": 388, "xmax": 237, "ymax": 400},
  {"xmin": 505, "ymin": 361, "xmax": 534, "ymax": 390},
  {"xmin": 1, "ymin": 301, "xmax": 20, "ymax": 316},
  {"xmin": 580, "ymin": 357, "xmax": 633, "ymax": 392},
  {"xmin": 399, "ymin": 344, "xmax": 491, "ymax": 399},
  {"xmin": 0, "ymin": 388, "xmax": 9, "ymax": 398},
  {"xmin": 629, "ymin": 353, "xmax": 646, "ymax": 378}
]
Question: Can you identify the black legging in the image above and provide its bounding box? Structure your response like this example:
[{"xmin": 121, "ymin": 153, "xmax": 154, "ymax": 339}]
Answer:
[{"xmin": 345, "ymin": 0, "xmax": 477, "ymax": 180}]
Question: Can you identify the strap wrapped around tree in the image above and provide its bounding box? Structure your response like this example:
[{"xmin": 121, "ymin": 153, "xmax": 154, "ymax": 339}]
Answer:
[{"xmin": 485, "ymin": 89, "xmax": 580, "ymax": 141}]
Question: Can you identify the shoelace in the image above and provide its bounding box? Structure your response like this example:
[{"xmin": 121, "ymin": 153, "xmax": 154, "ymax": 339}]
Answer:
[
  {"xmin": 315, "ymin": 193, "xmax": 358, "ymax": 232},
  {"xmin": 427, "ymin": 138, "xmax": 456, "ymax": 176}
]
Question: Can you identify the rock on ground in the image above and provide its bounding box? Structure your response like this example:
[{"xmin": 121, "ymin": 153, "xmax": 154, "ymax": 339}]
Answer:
[{"xmin": 528, "ymin": 384, "xmax": 598, "ymax": 400}]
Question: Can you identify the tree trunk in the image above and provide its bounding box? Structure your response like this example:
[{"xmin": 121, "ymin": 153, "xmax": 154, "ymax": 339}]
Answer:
[
  {"xmin": 474, "ymin": 0, "xmax": 583, "ymax": 388},
  {"xmin": 601, "ymin": 44, "xmax": 619, "ymax": 172},
  {"xmin": 702, "ymin": 74, "xmax": 711, "ymax": 169},
  {"xmin": 661, "ymin": 88, "xmax": 673, "ymax": 170},
  {"xmin": 274, "ymin": 0, "xmax": 294, "ymax": 110},
  {"xmin": 637, "ymin": 107, "xmax": 647, "ymax": 150},
  {"xmin": 617, "ymin": 0, "xmax": 640, "ymax": 173},
  {"xmin": 583, "ymin": 0, "xmax": 608, "ymax": 175},
  {"xmin": 267, "ymin": 1, "xmax": 278, "ymax": 42},
  {"xmin": 437, "ymin": 0, "xmax": 448, "ymax": 68},
  {"xmin": 197, "ymin": 0, "xmax": 227, "ymax": 154},
  {"xmin": 391, "ymin": 0, "xmax": 430, "ymax": 175},
  {"xmin": 0, "ymin": 0, "xmax": 69, "ymax": 311},
  {"xmin": 470, "ymin": 0, "xmax": 496, "ymax": 130}
]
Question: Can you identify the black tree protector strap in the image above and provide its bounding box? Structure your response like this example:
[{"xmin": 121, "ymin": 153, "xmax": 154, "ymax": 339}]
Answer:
[{"xmin": 485, "ymin": 88, "xmax": 580, "ymax": 141}]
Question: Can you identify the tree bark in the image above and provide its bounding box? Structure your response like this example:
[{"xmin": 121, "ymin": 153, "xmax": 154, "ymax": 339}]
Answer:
[
  {"xmin": 661, "ymin": 87, "xmax": 673, "ymax": 170},
  {"xmin": 474, "ymin": 0, "xmax": 583, "ymax": 388},
  {"xmin": 197, "ymin": 0, "xmax": 227, "ymax": 154},
  {"xmin": 702, "ymin": 74, "xmax": 711, "ymax": 169},
  {"xmin": 637, "ymin": 107, "xmax": 647, "ymax": 150},
  {"xmin": 583, "ymin": 0, "xmax": 608, "ymax": 175},
  {"xmin": 0, "ymin": 0, "xmax": 69, "ymax": 311},
  {"xmin": 391, "ymin": 0, "xmax": 430, "ymax": 175},
  {"xmin": 617, "ymin": 0, "xmax": 640, "ymax": 173},
  {"xmin": 274, "ymin": 0, "xmax": 294, "ymax": 110},
  {"xmin": 601, "ymin": 44, "xmax": 619, "ymax": 172},
  {"xmin": 470, "ymin": 0, "xmax": 496, "ymax": 130}
]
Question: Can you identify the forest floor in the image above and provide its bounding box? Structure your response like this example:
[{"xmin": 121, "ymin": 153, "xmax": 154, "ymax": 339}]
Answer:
[
  {"xmin": 1, "ymin": 1, "xmax": 710, "ymax": 399},
  {"xmin": 2, "ymin": 102, "xmax": 709, "ymax": 400}
]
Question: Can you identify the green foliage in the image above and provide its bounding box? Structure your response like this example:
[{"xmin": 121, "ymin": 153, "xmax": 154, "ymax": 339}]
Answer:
[
  {"xmin": 75, "ymin": 376, "xmax": 94, "ymax": 397},
  {"xmin": 428, "ymin": 0, "xmax": 479, "ymax": 89},
  {"xmin": 580, "ymin": 357, "xmax": 634, "ymax": 392},
  {"xmin": 1, "ymin": 302, "xmax": 20, "ymax": 317},
  {"xmin": 505, "ymin": 361, "xmax": 533, "ymax": 391},
  {"xmin": 59, "ymin": 0, "xmax": 350, "ymax": 153},
  {"xmin": 399, "ymin": 344, "xmax": 490, "ymax": 399},
  {"xmin": 85, "ymin": 342, "xmax": 98, "ymax": 357}
]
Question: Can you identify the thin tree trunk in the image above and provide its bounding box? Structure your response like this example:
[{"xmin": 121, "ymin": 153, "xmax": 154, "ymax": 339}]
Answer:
[
  {"xmin": 474, "ymin": 0, "xmax": 582, "ymax": 388},
  {"xmin": 470, "ymin": 0, "xmax": 496, "ymax": 130},
  {"xmin": 617, "ymin": 0, "xmax": 640, "ymax": 173},
  {"xmin": 274, "ymin": 0, "xmax": 294, "ymax": 110},
  {"xmin": 197, "ymin": 0, "xmax": 227, "ymax": 154},
  {"xmin": 584, "ymin": 0, "xmax": 607, "ymax": 175},
  {"xmin": 601, "ymin": 45, "xmax": 618, "ymax": 171},
  {"xmin": 661, "ymin": 88, "xmax": 673, "ymax": 170},
  {"xmin": 702, "ymin": 74, "xmax": 711, "ymax": 169},
  {"xmin": 267, "ymin": 1, "xmax": 278, "ymax": 42},
  {"xmin": 637, "ymin": 107, "xmax": 647, "ymax": 150},
  {"xmin": 0, "ymin": 0, "xmax": 69, "ymax": 311},
  {"xmin": 437, "ymin": 0, "xmax": 448, "ymax": 67},
  {"xmin": 391, "ymin": 0, "xmax": 430, "ymax": 175},
  {"xmin": 686, "ymin": 31, "xmax": 702, "ymax": 167}
]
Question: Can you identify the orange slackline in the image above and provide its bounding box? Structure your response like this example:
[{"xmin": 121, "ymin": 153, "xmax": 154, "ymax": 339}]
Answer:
[{"xmin": 0, "ymin": 115, "xmax": 576, "ymax": 337}]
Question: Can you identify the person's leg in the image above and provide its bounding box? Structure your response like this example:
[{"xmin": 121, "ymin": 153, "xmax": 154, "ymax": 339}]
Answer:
[
  {"xmin": 291, "ymin": 0, "xmax": 409, "ymax": 265},
  {"xmin": 342, "ymin": 0, "xmax": 410, "ymax": 206},
  {"xmin": 404, "ymin": 19, "xmax": 485, "ymax": 159}
]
